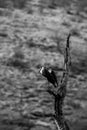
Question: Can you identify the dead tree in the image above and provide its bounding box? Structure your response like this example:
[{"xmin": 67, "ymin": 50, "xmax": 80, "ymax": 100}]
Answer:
[{"xmin": 40, "ymin": 33, "xmax": 71, "ymax": 130}]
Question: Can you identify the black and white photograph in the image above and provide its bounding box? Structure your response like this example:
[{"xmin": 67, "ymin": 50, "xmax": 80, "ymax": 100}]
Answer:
[{"xmin": 0, "ymin": 0, "xmax": 87, "ymax": 130}]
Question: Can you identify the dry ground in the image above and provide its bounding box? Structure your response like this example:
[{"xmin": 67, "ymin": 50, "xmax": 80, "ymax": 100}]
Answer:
[{"xmin": 0, "ymin": 7, "xmax": 87, "ymax": 130}]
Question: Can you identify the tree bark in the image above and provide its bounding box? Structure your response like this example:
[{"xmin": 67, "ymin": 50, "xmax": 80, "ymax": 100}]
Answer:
[{"xmin": 47, "ymin": 33, "xmax": 71, "ymax": 130}]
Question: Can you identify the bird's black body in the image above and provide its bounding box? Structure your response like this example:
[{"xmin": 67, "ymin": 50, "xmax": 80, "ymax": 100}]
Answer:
[{"xmin": 40, "ymin": 67, "xmax": 58, "ymax": 87}]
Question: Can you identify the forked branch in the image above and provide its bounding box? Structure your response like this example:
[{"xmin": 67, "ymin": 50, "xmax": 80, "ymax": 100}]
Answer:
[{"xmin": 40, "ymin": 33, "xmax": 71, "ymax": 130}]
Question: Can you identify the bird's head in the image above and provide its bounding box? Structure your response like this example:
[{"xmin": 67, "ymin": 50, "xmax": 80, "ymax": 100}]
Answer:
[{"xmin": 40, "ymin": 67, "xmax": 47, "ymax": 77}]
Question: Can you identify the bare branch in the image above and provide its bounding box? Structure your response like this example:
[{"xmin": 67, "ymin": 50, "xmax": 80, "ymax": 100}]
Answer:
[
  {"xmin": 53, "ymin": 33, "xmax": 71, "ymax": 130},
  {"xmin": 58, "ymin": 33, "xmax": 71, "ymax": 95},
  {"xmin": 40, "ymin": 33, "xmax": 71, "ymax": 130}
]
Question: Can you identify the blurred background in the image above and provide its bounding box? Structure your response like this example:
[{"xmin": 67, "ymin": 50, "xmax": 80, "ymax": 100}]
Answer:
[{"xmin": 0, "ymin": 0, "xmax": 87, "ymax": 130}]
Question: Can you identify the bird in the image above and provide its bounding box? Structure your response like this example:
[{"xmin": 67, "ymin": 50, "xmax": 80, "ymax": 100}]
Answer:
[{"xmin": 40, "ymin": 67, "xmax": 58, "ymax": 87}]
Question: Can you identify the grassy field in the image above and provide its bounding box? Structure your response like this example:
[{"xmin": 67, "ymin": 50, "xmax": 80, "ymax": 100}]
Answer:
[{"xmin": 0, "ymin": 5, "xmax": 87, "ymax": 130}]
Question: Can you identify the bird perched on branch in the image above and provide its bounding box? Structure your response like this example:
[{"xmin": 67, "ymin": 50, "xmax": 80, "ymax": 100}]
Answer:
[{"xmin": 40, "ymin": 67, "xmax": 58, "ymax": 87}]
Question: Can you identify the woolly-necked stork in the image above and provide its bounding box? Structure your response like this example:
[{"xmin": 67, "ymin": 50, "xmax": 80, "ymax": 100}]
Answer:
[{"xmin": 40, "ymin": 67, "xmax": 58, "ymax": 87}]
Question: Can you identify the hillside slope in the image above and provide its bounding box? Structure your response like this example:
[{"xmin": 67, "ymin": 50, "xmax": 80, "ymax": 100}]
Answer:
[{"xmin": 0, "ymin": 7, "xmax": 87, "ymax": 130}]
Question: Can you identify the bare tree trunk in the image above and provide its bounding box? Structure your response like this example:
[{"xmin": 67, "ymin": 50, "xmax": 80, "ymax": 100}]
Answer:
[{"xmin": 40, "ymin": 33, "xmax": 71, "ymax": 130}]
